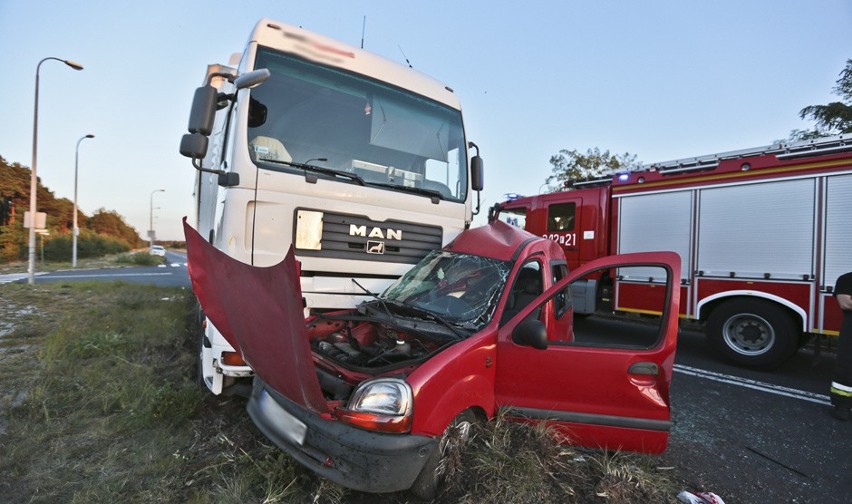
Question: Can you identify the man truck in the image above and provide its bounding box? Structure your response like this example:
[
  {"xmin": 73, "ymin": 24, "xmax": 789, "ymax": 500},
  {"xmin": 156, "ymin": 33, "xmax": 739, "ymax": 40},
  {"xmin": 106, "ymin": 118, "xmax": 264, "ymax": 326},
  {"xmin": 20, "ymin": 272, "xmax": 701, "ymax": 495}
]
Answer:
[{"xmin": 180, "ymin": 19, "xmax": 483, "ymax": 394}]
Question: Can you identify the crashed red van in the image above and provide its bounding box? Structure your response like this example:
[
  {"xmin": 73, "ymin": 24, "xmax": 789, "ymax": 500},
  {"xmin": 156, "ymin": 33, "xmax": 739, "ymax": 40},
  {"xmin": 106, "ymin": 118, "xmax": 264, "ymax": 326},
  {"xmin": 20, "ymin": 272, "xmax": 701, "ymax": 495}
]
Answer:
[{"xmin": 185, "ymin": 218, "xmax": 681, "ymax": 498}]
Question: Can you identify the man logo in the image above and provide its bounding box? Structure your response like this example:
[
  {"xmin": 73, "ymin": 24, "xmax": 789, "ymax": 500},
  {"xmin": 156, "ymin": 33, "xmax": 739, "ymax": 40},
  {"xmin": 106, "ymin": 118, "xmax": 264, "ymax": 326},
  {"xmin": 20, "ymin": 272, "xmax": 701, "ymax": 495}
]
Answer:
[
  {"xmin": 366, "ymin": 241, "xmax": 385, "ymax": 254},
  {"xmin": 349, "ymin": 224, "xmax": 403, "ymax": 241}
]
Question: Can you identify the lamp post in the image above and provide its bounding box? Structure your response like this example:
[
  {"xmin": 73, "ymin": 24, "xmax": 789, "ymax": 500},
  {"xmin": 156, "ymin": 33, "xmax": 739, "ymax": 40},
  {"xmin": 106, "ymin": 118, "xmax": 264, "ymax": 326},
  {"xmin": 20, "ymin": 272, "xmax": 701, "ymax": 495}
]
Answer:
[
  {"xmin": 149, "ymin": 189, "xmax": 165, "ymax": 248},
  {"xmin": 28, "ymin": 57, "xmax": 84, "ymax": 284},
  {"xmin": 72, "ymin": 134, "xmax": 95, "ymax": 268}
]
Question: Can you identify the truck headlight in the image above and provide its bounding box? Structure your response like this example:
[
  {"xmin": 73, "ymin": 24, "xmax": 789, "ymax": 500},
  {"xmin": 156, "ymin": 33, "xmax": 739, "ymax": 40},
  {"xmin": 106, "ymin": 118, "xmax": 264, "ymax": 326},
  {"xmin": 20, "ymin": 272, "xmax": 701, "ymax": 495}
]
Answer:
[{"xmin": 334, "ymin": 378, "xmax": 413, "ymax": 433}]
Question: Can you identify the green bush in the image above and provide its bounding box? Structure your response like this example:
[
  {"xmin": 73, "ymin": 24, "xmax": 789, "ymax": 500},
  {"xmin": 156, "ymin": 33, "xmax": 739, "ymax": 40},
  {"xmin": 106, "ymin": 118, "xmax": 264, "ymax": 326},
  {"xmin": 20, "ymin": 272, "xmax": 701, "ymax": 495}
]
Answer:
[
  {"xmin": 43, "ymin": 233, "xmax": 131, "ymax": 261},
  {"xmin": 116, "ymin": 251, "xmax": 164, "ymax": 266}
]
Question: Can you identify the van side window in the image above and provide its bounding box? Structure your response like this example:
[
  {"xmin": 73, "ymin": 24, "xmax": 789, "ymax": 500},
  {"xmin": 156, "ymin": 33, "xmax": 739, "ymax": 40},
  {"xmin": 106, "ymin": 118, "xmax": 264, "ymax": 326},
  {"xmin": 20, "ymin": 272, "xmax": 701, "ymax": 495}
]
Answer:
[
  {"xmin": 500, "ymin": 261, "xmax": 543, "ymax": 325},
  {"xmin": 551, "ymin": 262, "xmax": 571, "ymax": 318}
]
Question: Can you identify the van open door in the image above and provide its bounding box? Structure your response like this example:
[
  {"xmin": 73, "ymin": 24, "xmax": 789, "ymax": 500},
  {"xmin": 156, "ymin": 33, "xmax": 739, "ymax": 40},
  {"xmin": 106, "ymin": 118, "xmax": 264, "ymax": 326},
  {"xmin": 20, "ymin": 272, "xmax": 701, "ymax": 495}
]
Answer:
[{"xmin": 495, "ymin": 251, "xmax": 681, "ymax": 453}]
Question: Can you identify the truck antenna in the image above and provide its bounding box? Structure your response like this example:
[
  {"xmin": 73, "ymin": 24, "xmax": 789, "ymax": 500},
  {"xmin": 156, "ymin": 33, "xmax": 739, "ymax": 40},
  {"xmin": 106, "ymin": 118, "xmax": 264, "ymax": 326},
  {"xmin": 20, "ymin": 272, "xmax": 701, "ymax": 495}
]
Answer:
[
  {"xmin": 361, "ymin": 16, "xmax": 366, "ymax": 49},
  {"xmin": 398, "ymin": 45, "xmax": 413, "ymax": 68}
]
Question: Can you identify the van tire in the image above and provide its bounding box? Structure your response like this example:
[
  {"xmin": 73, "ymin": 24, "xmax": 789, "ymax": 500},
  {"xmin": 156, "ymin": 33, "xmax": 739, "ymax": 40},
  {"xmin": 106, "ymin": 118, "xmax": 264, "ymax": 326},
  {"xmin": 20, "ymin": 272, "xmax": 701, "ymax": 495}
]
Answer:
[
  {"xmin": 409, "ymin": 409, "xmax": 477, "ymax": 500},
  {"xmin": 707, "ymin": 299, "xmax": 798, "ymax": 369}
]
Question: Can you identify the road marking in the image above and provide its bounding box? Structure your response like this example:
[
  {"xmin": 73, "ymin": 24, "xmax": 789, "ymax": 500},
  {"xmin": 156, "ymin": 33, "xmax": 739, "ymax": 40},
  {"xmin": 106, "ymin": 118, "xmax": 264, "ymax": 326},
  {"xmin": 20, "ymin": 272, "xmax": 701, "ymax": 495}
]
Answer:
[
  {"xmin": 674, "ymin": 364, "xmax": 832, "ymax": 406},
  {"xmin": 41, "ymin": 272, "xmax": 174, "ymax": 279}
]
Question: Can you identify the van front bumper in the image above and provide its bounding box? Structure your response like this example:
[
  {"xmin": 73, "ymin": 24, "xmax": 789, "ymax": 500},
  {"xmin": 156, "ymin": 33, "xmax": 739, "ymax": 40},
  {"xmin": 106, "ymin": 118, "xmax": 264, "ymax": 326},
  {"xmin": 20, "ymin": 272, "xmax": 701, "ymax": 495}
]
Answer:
[{"xmin": 247, "ymin": 378, "xmax": 435, "ymax": 493}]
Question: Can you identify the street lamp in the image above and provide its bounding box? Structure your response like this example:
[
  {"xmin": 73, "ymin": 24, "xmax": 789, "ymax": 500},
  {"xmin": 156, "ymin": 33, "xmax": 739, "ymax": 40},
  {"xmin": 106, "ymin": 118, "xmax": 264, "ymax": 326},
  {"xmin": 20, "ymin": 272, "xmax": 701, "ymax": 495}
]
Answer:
[
  {"xmin": 72, "ymin": 134, "xmax": 95, "ymax": 268},
  {"xmin": 28, "ymin": 57, "xmax": 84, "ymax": 284},
  {"xmin": 149, "ymin": 189, "xmax": 165, "ymax": 248}
]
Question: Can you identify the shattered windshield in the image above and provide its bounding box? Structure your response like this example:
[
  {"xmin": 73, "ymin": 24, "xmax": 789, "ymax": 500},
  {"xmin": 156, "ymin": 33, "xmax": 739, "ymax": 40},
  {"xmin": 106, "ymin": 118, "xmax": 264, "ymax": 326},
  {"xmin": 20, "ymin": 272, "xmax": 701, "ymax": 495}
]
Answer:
[
  {"xmin": 246, "ymin": 48, "xmax": 468, "ymax": 202},
  {"xmin": 382, "ymin": 250, "xmax": 511, "ymax": 330}
]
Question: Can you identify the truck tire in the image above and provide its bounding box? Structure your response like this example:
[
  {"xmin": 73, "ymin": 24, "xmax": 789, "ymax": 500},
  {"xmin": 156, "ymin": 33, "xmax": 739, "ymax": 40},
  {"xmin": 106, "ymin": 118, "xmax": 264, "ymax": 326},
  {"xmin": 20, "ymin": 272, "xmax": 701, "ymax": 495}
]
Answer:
[
  {"xmin": 195, "ymin": 305, "xmax": 208, "ymax": 388},
  {"xmin": 707, "ymin": 299, "xmax": 799, "ymax": 369},
  {"xmin": 409, "ymin": 409, "xmax": 477, "ymax": 500}
]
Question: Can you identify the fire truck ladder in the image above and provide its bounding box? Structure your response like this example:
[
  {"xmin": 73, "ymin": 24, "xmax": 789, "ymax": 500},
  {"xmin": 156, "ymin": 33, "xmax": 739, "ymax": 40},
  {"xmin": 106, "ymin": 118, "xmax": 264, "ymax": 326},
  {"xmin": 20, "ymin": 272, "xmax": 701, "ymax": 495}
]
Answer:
[
  {"xmin": 648, "ymin": 134, "xmax": 850, "ymax": 175},
  {"xmin": 569, "ymin": 134, "xmax": 850, "ymax": 189}
]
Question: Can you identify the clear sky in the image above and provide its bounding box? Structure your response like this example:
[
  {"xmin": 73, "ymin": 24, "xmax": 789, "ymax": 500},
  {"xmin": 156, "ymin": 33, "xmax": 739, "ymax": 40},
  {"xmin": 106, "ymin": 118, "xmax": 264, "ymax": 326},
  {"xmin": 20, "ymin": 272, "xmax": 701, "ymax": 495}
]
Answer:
[{"xmin": 1, "ymin": 1, "xmax": 849, "ymax": 240}]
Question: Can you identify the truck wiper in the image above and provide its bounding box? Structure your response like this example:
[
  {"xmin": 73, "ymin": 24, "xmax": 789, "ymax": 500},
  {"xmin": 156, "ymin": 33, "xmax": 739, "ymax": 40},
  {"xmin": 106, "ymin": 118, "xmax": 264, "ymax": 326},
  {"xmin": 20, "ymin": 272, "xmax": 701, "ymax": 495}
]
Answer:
[
  {"xmin": 259, "ymin": 158, "xmax": 365, "ymax": 186},
  {"xmin": 367, "ymin": 182, "xmax": 444, "ymax": 201}
]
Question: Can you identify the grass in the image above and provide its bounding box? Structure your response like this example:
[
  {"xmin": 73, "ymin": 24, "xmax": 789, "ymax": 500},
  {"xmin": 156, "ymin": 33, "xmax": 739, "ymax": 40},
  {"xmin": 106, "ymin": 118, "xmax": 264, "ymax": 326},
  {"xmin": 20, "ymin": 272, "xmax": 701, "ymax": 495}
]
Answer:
[
  {"xmin": 0, "ymin": 250, "xmax": 164, "ymax": 275},
  {"xmin": 0, "ymin": 282, "xmax": 683, "ymax": 503}
]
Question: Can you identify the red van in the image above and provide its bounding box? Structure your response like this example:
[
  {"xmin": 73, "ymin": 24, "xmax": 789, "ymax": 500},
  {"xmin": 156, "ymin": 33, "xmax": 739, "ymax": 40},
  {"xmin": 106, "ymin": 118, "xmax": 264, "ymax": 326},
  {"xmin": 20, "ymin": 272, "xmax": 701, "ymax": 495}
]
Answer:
[{"xmin": 185, "ymin": 218, "xmax": 681, "ymax": 498}]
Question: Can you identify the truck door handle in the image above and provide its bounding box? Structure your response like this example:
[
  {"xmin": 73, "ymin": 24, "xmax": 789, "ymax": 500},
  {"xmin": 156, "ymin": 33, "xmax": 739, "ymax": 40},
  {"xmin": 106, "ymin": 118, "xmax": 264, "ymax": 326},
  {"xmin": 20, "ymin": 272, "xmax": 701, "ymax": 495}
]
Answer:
[{"xmin": 628, "ymin": 362, "xmax": 659, "ymax": 376}]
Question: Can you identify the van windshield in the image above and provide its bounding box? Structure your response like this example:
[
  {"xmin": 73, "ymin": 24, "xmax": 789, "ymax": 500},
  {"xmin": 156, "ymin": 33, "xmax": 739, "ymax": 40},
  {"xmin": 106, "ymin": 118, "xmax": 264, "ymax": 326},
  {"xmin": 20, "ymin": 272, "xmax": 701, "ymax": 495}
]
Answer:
[
  {"xmin": 382, "ymin": 250, "xmax": 511, "ymax": 329},
  {"xmin": 247, "ymin": 48, "xmax": 468, "ymax": 202}
]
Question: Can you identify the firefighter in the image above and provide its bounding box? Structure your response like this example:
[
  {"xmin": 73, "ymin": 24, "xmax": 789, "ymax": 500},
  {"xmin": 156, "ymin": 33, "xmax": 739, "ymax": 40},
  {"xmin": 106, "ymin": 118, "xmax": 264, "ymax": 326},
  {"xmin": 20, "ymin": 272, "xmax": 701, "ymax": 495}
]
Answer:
[{"xmin": 830, "ymin": 271, "xmax": 852, "ymax": 421}]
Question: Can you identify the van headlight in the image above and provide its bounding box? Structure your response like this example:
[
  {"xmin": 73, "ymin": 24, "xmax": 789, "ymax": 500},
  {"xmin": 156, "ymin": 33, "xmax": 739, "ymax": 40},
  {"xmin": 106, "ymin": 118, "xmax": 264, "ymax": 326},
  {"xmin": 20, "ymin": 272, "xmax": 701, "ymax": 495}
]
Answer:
[{"xmin": 334, "ymin": 378, "xmax": 413, "ymax": 433}]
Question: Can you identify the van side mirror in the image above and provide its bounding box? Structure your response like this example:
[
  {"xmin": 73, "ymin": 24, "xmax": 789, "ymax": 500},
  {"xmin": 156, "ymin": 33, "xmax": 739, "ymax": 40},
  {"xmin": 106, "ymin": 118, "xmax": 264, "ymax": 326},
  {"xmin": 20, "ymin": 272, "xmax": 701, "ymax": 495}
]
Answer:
[
  {"xmin": 471, "ymin": 155, "xmax": 484, "ymax": 191},
  {"xmin": 512, "ymin": 318, "xmax": 548, "ymax": 349}
]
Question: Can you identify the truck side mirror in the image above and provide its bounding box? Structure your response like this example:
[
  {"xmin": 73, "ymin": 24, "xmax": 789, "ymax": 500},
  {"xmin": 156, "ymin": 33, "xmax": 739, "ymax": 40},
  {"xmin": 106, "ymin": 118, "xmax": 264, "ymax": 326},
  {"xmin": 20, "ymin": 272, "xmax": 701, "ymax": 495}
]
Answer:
[
  {"xmin": 470, "ymin": 155, "xmax": 484, "ymax": 191},
  {"xmin": 512, "ymin": 318, "xmax": 548, "ymax": 349},
  {"xmin": 233, "ymin": 68, "xmax": 271, "ymax": 90},
  {"xmin": 217, "ymin": 172, "xmax": 240, "ymax": 187},
  {"xmin": 187, "ymin": 85, "xmax": 218, "ymax": 136},
  {"xmin": 180, "ymin": 132, "xmax": 209, "ymax": 159}
]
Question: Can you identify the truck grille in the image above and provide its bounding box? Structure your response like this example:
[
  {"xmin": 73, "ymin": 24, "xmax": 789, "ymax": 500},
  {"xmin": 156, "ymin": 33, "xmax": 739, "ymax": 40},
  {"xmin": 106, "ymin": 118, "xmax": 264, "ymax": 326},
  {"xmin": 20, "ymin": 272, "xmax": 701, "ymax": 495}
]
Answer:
[{"xmin": 294, "ymin": 210, "xmax": 442, "ymax": 264}]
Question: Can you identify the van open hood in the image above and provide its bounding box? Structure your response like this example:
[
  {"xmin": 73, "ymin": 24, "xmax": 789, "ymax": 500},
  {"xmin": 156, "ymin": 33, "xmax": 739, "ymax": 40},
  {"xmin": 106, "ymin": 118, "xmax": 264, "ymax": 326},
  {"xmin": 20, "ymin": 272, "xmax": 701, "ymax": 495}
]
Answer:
[{"xmin": 183, "ymin": 219, "xmax": 329, "ymax": 413}]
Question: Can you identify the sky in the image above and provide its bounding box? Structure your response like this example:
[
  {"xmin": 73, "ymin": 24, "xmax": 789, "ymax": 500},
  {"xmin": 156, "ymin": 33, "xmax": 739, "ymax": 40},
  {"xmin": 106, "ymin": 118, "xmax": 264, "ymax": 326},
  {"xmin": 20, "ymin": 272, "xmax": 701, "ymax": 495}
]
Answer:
[{"xmin": 1, "ymin": 1, "xmax": 850, "ymax": 240}]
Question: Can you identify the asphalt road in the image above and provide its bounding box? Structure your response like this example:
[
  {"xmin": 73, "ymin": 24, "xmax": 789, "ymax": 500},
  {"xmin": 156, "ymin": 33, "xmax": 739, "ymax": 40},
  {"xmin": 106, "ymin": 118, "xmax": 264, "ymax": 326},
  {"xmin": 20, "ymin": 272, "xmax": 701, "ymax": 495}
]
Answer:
[
  {"xmin": 18, "ymin": 250, "xmax": 191, "ymax": 288},
  {"xmin": 5, "ymin": 258, "xmax": 850, "ymax": 502},
  {"xmin": 664, "ymin": 327, "xmax": 851, "ymax": 504}
]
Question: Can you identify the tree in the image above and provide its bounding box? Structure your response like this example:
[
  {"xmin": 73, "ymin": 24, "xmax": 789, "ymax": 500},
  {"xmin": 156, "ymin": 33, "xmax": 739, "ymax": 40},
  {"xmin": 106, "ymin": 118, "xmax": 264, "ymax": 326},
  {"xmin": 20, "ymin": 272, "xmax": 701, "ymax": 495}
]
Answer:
[
  {"xmin": 544, "ymin": 147, "xmax": 639, "ymax": 192},
  {"xmin": 790, "ymin": 59, "xmax": 852, "ymax": 141},
  {"xmin": 88, "ymin": 208, "xmax": 143, "ymax": 248}
]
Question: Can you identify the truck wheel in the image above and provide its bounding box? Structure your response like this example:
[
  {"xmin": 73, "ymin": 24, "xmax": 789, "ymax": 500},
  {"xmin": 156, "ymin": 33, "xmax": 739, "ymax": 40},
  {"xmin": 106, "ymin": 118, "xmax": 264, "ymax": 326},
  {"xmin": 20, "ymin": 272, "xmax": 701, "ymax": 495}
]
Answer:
[
  {"xmin": 195, "ymin": 305, "xmax": 208, "ymax": 388},
  {"xmin": 707, "ymin": 299, "xmax": 798, "ymax": 369},
  {"xmin": 409, "ymin": 409, "xmax": 477, "ymax": 500}
]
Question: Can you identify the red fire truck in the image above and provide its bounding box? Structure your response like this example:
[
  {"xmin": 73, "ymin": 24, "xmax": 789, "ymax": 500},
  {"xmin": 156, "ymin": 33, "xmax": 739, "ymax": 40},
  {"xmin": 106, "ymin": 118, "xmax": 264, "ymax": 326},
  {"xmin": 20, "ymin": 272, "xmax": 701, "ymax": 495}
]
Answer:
[{"xmin": 490, "ymin": 135, "xmax": 852, "ymax": 369}]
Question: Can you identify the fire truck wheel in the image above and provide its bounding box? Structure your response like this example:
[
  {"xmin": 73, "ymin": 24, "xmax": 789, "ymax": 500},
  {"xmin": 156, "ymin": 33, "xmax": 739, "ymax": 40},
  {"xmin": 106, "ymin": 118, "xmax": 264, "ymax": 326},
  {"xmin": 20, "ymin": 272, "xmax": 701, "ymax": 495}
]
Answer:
[
  {"xmin": 707, "ymin": 299, "xmax": 798, "ymax": 369},
  {"xmin": 409, "ymin": 409, "xmax": 478, "ymax": 500}
]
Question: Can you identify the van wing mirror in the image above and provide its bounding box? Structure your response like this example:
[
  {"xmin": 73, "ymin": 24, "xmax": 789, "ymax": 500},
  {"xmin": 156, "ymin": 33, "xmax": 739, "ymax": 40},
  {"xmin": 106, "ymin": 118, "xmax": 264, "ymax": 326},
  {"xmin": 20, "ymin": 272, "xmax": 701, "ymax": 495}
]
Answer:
[{"xmin": 512, "ymin": 318, "xmax": 548, "ymax": 349}]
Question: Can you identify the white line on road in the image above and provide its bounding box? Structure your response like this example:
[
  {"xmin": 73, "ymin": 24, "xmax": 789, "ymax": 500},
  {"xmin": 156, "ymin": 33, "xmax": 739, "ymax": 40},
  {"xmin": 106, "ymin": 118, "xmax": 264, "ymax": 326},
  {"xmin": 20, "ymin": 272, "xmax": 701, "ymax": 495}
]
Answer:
[
  {"xmin": 673, "ymin": 364, "xmax": 832, "ymax": 406},
  {"xmin": 42, "ymin": 272, "xmax": 174, "ymax": 279}
]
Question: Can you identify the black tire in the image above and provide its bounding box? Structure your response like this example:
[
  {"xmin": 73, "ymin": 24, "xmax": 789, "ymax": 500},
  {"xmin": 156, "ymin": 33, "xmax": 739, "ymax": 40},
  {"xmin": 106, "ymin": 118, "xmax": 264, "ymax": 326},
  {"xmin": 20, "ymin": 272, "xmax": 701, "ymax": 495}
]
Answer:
[
  {"xmin": 195, "ymin": 304, "xmax": 208, "ymax": 388},
  {"xmin": 707, "ymin": 299, "xmax": 799, "ymax": 369},
  {"xmin": 409, "ymin": 409, "xmax": 477, "ymax": 501}
]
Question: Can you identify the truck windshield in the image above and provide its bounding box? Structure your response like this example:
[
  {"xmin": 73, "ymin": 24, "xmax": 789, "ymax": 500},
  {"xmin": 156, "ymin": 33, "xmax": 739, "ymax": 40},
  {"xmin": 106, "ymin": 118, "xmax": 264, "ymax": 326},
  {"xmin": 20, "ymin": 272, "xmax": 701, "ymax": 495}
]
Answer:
[
  {"xmin": 382, "ymin": 250, "xmax": 511, "ymax": 330},
  {"xmin": 247, "ymin": 48, "xmax": 468, "ymax": 202}
]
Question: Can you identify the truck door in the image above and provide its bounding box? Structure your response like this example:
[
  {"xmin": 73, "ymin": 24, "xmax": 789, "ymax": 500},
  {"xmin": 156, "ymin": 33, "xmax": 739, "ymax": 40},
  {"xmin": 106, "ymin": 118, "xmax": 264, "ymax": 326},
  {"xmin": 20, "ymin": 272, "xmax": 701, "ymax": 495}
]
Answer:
[
  {"xmin": 494, "ymin": 251, "xmax": 681, "ymax": 454},
  {"xmin": 544, "ymin": 200, "xmax": 581, "ymax": 269}
]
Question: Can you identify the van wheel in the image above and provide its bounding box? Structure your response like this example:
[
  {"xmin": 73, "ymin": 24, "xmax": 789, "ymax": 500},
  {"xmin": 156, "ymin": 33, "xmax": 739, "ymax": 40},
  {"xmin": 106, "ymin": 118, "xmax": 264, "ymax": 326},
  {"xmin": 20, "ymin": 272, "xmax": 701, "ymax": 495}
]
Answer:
[
  {"xmin": 707, "ymin": 299, "xmax": 798, "ymax": 369},
  {"xmin": 409, "ymin": 409, "xmax": 477, "ymax": 500}
]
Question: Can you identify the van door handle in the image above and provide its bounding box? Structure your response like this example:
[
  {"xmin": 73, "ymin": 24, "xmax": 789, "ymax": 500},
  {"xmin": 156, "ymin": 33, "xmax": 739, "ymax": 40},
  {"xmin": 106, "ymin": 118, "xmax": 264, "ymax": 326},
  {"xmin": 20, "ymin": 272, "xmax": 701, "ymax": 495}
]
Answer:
[{"xmin": 628, "ymin": 362, "xmax": 659, "ymax": 375}]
